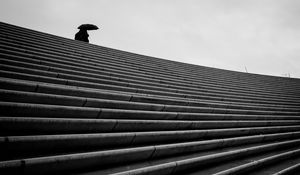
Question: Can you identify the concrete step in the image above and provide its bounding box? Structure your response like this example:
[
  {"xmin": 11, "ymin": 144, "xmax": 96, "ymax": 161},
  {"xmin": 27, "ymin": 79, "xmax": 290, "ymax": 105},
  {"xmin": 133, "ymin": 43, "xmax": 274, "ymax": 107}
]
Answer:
[
  {"xmin": 1, "ymin": 56, "xmax": 299, "ymax": 101},
  {"xmin": 2, "ymin": 90, "xmax": 300, "ymax": 116},
  {"xmin": 2, "ymin": 69, "xmax": 300, "ymax": 107},
  {"xmin": 3, "ymin": 126, "xmax": 300, "ymax": 160},
  {"xmin": 1, "ymin": 133, "xmax": 300, "ymax": 174},
  {"xmin": 274, "ymin": 162, "xmax": 300, "ymax": 175},
  {"xmin": 2, "ymin": 77, "xmax": 299, "ymax": 111},
  {"xmin": 3, "ymin": 86, "xmax": 300, "ymax": 121},
  {"xmin": 75, "ymin": 139, "xmax": 300, "ymax": 175},
  {"xmin": 1, "ymin": 101, "xmax": 300, "ymax": 122},
  {"xmin": 2, "ymin": 57, "xmax": 299, "ymax": 102},
  {"xmin": 1, "ymin": 44, "xmax": 299, "ymax": 95},
  {"xmin": 0, "ymin": 39, "xmax": 299, "ymax": 96},
  {"xmin": 2, "ymin": 116, "xmax": 300, "ymax": 135},
  {"xmin": 1, "ymin": 32, "xmax": 295, "ymax": 89},
  {"xmin": 184, "ymin": 145, "xmax": 300, "ymax": 175},
  {"xmin": 213, "ymin": 148, "xmax": 300, "ymax": 175},
  {"xmin": 245, "ymin": 156, "xmax": 300, "ymax": 175},
  {"xmin": 1, "ymin": 24, "xmax": 298, "ymax": 89}
]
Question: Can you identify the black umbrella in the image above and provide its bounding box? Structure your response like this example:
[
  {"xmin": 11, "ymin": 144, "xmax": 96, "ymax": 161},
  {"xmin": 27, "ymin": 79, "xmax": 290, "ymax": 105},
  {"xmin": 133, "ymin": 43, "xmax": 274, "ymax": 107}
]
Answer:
[{"xmin": 77, "ymin": 24, "xmax": 99, "ymax": 30}]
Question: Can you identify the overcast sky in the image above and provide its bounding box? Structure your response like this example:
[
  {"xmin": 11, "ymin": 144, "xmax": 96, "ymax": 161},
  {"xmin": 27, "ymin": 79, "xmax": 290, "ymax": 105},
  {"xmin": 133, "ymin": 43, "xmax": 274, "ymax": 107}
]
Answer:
[{"xmin": 1, "ymin": 0, "xmax": 300, "ymax": 78}]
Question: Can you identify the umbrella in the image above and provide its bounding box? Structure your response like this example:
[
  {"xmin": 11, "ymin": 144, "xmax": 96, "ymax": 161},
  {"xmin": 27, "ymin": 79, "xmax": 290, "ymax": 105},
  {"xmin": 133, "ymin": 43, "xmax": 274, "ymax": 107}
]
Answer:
[{"xmin": 77, "ymin": 24, "xmax": 99, "ymax": 30}]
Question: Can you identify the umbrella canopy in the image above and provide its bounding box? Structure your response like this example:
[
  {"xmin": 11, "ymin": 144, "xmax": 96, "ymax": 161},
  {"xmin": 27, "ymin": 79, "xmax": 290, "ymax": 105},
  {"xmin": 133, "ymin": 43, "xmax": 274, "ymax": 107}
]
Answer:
[{"xmin": 77, "ymin": 24, "xmax": 99, "ymax": 30}]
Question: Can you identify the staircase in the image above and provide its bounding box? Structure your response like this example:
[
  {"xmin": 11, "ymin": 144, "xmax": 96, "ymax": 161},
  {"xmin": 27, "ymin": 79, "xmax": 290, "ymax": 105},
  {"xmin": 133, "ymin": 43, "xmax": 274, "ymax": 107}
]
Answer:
[{"xmin": 1, "ymin": 21, "xmax": 300, "ymax": 175}]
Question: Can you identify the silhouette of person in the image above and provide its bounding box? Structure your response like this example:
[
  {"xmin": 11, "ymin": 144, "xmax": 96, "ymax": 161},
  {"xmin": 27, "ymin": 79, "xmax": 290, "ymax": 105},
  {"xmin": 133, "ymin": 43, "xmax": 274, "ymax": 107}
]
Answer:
[{"xmin": 75, "ymin": 29, "xmax": 89, "ymax": 43}]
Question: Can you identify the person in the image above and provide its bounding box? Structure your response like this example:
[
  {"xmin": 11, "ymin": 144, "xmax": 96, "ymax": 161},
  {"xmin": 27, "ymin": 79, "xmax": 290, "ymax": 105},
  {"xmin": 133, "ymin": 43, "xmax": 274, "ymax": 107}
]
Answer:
[{"xmin": 75, "ymin": 29, "xmax": 89, "ymax": 43}]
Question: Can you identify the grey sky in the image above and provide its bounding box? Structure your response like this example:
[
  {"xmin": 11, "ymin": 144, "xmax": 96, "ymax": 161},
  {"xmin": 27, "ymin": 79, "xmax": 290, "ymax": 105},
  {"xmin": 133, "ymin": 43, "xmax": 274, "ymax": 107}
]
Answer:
[{"xmin": 1, "ymin": 0, "xmax": 300, "ymax": 78}]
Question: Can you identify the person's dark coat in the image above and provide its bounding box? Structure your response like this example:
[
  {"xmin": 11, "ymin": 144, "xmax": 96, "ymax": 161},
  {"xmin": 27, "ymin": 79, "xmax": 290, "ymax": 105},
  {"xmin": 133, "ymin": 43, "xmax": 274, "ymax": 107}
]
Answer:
[{"xmin": 75, "ymin": 29, "xmax": 89, "ymax": 42}]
